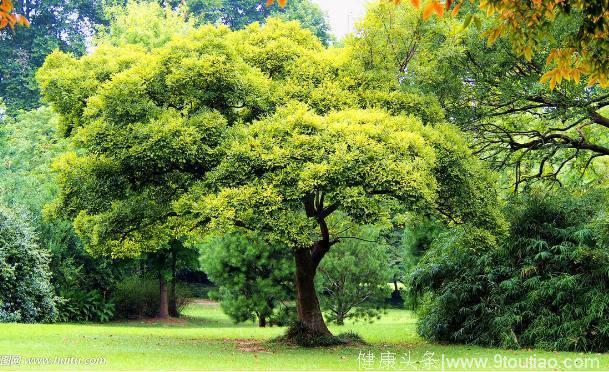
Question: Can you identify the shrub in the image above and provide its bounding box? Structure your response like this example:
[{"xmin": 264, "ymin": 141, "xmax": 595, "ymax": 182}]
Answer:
[
  {"xmin": 200, "ymin": 232, "xmax": 294, "ymax": 327},
  {"xmin": 411, "ymin": 189, "xmax": 609, "ymax": 352},
  {"xmin": 317, "ymin": 225, "xmax": 392, "ymax": 325},
  {"xmin": 0, "ymin": 208, "xmax": 57, "ymax": 323},
  {"xmin": 112, "ymin": 275, "xmax": 192, "ymax": 319},
  {"xmin": 56, "ymin": 289, "xmax": 115, "ymax": 323}
]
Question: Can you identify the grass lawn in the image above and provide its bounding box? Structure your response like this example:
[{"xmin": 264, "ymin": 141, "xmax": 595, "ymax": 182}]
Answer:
[{"xmin": 0, "ymin": 302, "xmax": 607, "ymax": 371}]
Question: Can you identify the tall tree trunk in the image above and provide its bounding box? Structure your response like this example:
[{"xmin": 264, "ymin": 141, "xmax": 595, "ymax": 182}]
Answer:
[
  {"xmin": 258, "ymin": 315, "xmax": 267, "ymax": 328},
  {"xmin": 169, "ymin": 249, "xmax": 178, "ymax": 317},
  {"xmin": 159, "ymin": 274, "xmax": 169, "ymax": 319},
  {"xmin": 294, "ymin": 248, "xmax": 332, "ymax": 336}
]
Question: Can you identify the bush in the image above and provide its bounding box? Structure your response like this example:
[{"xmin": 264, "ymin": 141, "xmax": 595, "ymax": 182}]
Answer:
[
  {"xmin": 0, "ymin": 107, "xmax": 120, "ymax": 323},
  {"xmin": 0, "ymin": 208, "xmax": 57, "ymax": 323},
  {"xmin": 411, "ymin": 189, "xmax": 609, "ymax": 352},
  {"xmin": 317, "ymin": 225, "xmax": 392, "ymax": 325},
  {"xmin": 56, "ymin": 289, "xmax": 115, "ymax": 323},
  {"xmin": 112, "ymin": 275, "xmax": 192, "ymax": 319},
  {"xmin": 200, "ymin": 232, "xmax": 294, "ymax": 327}
]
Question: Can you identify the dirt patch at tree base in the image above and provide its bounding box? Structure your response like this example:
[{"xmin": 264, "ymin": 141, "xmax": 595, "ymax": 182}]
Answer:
[{"xmin": 227, "ymin": 339, "xmax": 272, "ymax": 353}]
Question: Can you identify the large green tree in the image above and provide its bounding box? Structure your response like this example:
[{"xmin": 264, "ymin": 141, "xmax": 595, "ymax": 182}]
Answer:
[
  {"xmin": 38, "ymin": 17, "xmax": 503, "ymax": 336},
  {"xmin": 176, "ymin": 104, "xmax": 504, "ymax": 336}
]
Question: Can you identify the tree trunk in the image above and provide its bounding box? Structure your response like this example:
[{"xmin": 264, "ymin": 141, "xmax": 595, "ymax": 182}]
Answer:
[
  {"xmin": 258, "ymin": 315, "xmax": 267, "ymax": 328},
  {"xmin": 294, "ymin": 248, "xmax": 332, "ymax": 336},
  {"xmin": 169, "ymin": 249, "xmax": 178, "ymax": 317},
  {"xmin": 159, "ymin": 274, "xmax": 169, "ymax": 319}
]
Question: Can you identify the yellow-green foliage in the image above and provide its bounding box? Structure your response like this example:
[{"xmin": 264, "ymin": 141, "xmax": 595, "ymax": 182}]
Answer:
[
  {"xmin": 37, "ymin": 45, "xmax": 148, "ymax": 136},
  {"xmin": 177, "ymin": 104, "xmax": 503, "ymax": 250},
  {"xmin": 37, "ymin": 23, "xmax": 275, "ymax": 258},
  {"xmin": 96, "ymin": 1, "xmax": 195, "ymax": 50},
  {"xmin": 37, "ymin": 17, "xmax": 501, "ymax": 261}
]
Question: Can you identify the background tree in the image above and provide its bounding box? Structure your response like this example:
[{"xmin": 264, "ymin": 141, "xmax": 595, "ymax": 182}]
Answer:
[
  {"xmin": 0, "ymin": 0, "xmax": 105, "ymax": 113},
  {"xmin": 0, "ymin": 106, "xmax": 118, "ymax": 323},
  {"xmin": 380, "ymin": 216, "xmax": 444, "ymax": 307},
  {"xmin": 0, "ymin": 207, "xmax": 57, "ymax": 323},
  {"xmin": 97, "ymin": 1, "xmax": 195, "ymax": 50},
  {"xmin": 270, "ymin": 0, "xmax": 609, "ymax": 88},
  {"xmin": 349, "ymin": 2, "xmax": 609, "ymax": 189},
  {"xmin": 176, "ymin": 0, "xmax": 332, "ymax": 44},
  {"xmin": 141, "ymin": 243, "xmax": 197, "ymax": 318},
  {"xmin": 316, "ymin": 224, "xmax": 392, "ymax": 325},
  {"xmin": 200, "ymin": 232, "xmax": 294, "ymax": 327},
  {"xmin": 445, "ymin": 17, "xmax": 609, "ymax": 190},
  {"xmin": 176, "ymin": 104, "xmax": 504, "ymax": 339}
]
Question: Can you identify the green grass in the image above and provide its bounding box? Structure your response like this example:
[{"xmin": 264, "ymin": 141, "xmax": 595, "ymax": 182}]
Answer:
[{"xmin": 0, "ymin": 303, "xmax": 607, "ymax": 371}]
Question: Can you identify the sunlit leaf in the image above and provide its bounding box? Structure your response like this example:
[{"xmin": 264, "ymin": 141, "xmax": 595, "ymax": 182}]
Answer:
[
  {"xmin": 473, "ymin": 15, "xmax": 482, "ymax": 30},
  {"xmin": 432, "ymin": 1, "xmax": 444, "ymax": 17},
  {"xmin": 422, "ymin": 2, "xmax": 435, "ymax": 20},
  {"xmin": 463, "ymin": 14, "xmax": 473, "ymax": 29},
  {"xmin": 0, "ymin": 0, "xmax": 13, "ymax": 13}
]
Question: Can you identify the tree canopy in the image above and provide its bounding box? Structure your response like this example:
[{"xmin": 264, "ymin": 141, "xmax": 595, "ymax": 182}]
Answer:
[
  {"xmin": 178, "ymin": 0, "xmax": 332, "ymax": 44},
  {"xmin": 1, "ymin": 0, "xmax": 105, "ymax": 112},
  {"xmin": 268, "ymin": 0, "xmax": 609, "ymax": 88}
]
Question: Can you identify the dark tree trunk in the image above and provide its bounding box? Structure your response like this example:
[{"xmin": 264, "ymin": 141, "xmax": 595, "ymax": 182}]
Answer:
[
  {"xmin": 159, "ymin": 274, "xmax": 169, "ymax": 319},
  {"xmin": 294, "ymin": 248, "xmax": 332, "ymax": 336},
  {"xmin": 169, "ymin": 249, "xmax": 178, "ymax": 317},
  {"xmin": 394, "ymin": 279, "xmax": 399, "ymax": 292},
  {"xmin": 258, "ymin": 316, "xmax": 267, "ymax": 328}
]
